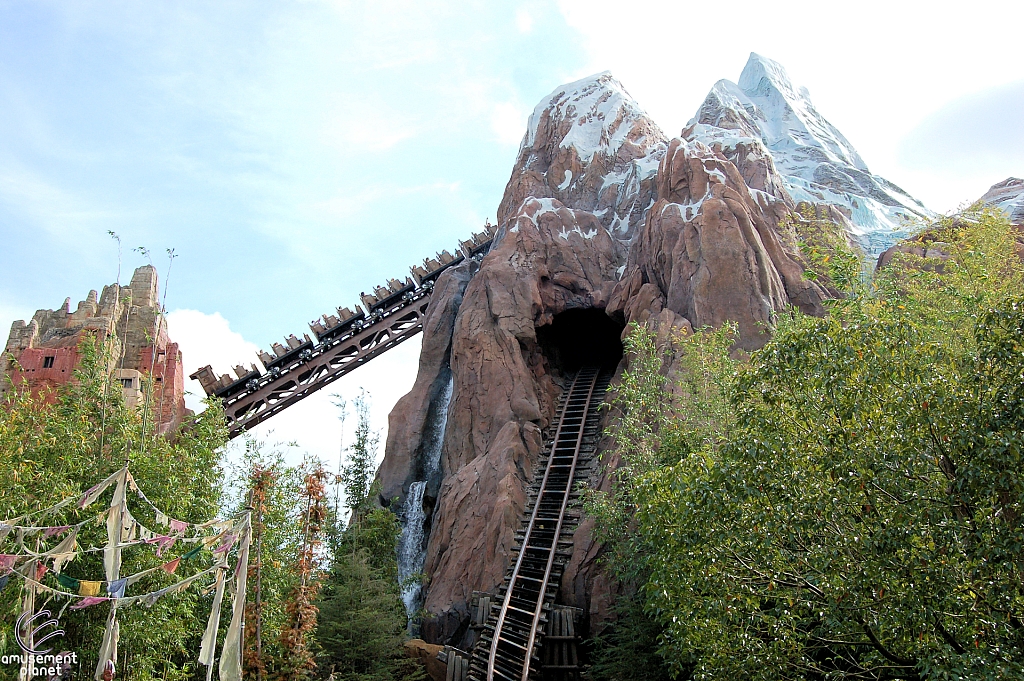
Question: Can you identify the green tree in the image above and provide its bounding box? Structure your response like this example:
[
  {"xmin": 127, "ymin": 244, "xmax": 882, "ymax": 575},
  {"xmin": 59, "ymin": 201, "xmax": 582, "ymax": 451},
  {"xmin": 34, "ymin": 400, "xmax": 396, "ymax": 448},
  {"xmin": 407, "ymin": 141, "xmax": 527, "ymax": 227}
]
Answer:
[
  {"xmin": 597, "ymin": 209, "xmax": 1024, "ymax": 680},
  {"xmin": 315, "ymin": 392, "xmax": 423, "ymax": 681},
  {"xmin": 0, "ymin": 336, "xmax": 228, "ymax": 680}
]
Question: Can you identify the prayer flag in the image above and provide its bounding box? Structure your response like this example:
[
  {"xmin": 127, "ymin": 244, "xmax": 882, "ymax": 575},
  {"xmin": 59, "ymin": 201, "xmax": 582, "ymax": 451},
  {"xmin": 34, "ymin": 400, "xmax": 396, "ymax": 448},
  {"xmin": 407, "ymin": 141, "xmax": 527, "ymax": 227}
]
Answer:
[
  {"xmin": 169, "ymin": 519, "xmax": 188, "ymax": 534},
  {"xmin": 57, "ymin": 573, "xmax": 81, "ymax": 591},
  {"xmin": 107, "ymin": 578, "xmax": 128, "ymax": 599},
  {"xmin": 0, "ymin": 574, "xmax": 8, "ymax": 592},
  {"xmin": 45, "ymin": 525, "xmax": 69, "ymax": 538},
  {"xmin": 79, "ymin": 580, "xmax": 102, "ymax": 597},
  {"xmin": 35, "ymin": 562, "xmax": 48, "ymax": 581},
  {"xmin": 161, "ymin": 558, "xmax": 181, "ymax": 575},
  {"xmin": 71, "ymin": 596, "xmax": 108, "ymax": 610},
  {"xmin": 182, "ymin": 545, "xmax": 203, "ymax": 561}
]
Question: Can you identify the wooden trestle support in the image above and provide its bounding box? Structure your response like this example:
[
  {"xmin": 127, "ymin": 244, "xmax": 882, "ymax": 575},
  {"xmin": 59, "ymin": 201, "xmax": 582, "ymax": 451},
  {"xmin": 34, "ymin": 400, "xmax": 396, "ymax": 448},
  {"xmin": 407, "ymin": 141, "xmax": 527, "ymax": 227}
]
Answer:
[{"xmin": 464, "ymin": 367, "xmax": 611, "ymax": 681}]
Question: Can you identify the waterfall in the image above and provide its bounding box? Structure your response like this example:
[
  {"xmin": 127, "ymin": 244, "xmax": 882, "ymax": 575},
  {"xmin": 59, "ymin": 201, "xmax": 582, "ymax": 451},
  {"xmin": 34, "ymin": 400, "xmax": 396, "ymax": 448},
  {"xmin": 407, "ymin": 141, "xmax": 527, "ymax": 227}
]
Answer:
[
  {"xmin": 398, "ymin": 481, "xmax": 428, "ymax": 615},
  {"xmin": 397, "ymin": 375, "xmax": 453, "ymax": 618}
]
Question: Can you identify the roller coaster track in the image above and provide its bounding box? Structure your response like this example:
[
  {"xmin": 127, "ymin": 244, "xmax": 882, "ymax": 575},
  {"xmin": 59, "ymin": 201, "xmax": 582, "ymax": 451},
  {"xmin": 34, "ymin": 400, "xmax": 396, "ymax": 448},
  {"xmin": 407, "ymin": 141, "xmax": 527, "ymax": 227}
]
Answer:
[
  {"xmin": 190, "ymin": 225, "xmax": 496, "ymax": 438},
  {"xmin": 468, "ymin": 367, "xmax": 610, "ymax": 681}
]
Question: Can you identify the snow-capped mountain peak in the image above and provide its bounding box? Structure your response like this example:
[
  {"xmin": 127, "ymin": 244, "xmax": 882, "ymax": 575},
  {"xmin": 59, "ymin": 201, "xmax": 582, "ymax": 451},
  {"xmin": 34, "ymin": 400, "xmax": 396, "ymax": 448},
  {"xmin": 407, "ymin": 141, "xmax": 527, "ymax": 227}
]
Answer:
[
  {"xmin": 522, "ymin": 71, "xmax": 661, "ymax": 163},
  {"xmin": 499, "ymin": 71, "xmax": 667, "ymax": 238},
  {"xmin": 687, "ymin": 53, "xmax": 933, "ymax": 255}
]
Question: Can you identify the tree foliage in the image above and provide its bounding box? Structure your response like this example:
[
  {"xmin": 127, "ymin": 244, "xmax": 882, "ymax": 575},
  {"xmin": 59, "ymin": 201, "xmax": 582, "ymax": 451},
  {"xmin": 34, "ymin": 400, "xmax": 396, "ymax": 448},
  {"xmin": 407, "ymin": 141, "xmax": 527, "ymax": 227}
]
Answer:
[
  {"xmin": 315, "ymin": 393, "xmax": 423, "ymax": 681},
  {"xmin": 595, "ymin": 209, "xmax": 1024, "ymax": 680},
  {"xmin": 0, "ymin": 337, "xmax": 227, "ymax": 680}
]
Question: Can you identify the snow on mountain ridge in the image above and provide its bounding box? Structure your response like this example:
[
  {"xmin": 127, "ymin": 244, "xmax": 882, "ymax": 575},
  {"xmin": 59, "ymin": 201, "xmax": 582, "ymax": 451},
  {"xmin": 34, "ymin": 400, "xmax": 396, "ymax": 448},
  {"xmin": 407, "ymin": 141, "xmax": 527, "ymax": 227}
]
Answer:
[
  {"xmin": 688, "ymin": 52, "xmax": 933, "ymax": 255},
  {"xmin": 523, "ymin": 71, "xmax": 661, "ymax": 164},
  {"xmin": 979, "ymin": 177, "xmax": 1024, "ymax": 225},
  {"xmin": 501, "ymin": 71, "xmax": 667, "ymax": 239}
]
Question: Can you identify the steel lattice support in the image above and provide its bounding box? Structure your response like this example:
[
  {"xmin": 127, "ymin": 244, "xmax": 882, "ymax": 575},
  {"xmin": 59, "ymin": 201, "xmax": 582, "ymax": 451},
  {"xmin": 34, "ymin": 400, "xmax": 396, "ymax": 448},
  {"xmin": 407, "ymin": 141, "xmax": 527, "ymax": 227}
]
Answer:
[{"xmin": 220, "ymin": 295, "xmax": 430, "ymax": 438}]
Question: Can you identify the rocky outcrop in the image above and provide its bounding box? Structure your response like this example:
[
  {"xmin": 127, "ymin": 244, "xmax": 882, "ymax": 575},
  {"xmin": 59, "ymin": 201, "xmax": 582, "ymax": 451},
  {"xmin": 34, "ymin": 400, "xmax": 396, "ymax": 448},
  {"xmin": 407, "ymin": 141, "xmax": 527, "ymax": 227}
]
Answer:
[
  {"xmin": 979, "ymin": 177, "xmax": 1024, "ymax": 226},
  {"xmin": 611, "ymin": 138, "xmax": 827, "ymax": 349},
  {"xmin": 498, "ymin": 73, "xmax": 667, "ymax": 240},
  {"xmin": 421, "ymin": 198, "xmax": 624, "ymax": 643}
]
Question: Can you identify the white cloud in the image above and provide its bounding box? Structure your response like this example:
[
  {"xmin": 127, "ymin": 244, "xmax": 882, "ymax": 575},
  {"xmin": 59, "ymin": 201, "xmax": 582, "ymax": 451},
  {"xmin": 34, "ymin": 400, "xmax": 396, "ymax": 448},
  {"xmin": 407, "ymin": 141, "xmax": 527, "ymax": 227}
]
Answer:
[
  {"xmin": 516, "ymin": 8, "xmax": 533, "ymax": 34},
  {"xmin": 166, "ymin": 309, "xmax": 262, "ymax": 413},
  {"xmin": 491, "ymin": 102, "xmax": 529, "ymax": 146}
]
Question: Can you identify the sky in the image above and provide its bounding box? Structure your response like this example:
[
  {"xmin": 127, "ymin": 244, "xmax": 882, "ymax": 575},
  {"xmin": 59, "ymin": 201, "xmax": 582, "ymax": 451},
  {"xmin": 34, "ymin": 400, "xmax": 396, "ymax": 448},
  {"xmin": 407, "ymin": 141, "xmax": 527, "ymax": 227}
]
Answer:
[{"xmin": 2, "ymin": 0, "xmax": 1022, "ymax": 471}]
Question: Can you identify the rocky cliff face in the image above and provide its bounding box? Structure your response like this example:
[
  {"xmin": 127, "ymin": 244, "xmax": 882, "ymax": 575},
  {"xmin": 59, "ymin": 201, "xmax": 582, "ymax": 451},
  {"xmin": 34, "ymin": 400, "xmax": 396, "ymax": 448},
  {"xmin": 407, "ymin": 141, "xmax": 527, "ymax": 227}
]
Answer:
[
  {"xmin": 686, "ymin": 53, "xmax": 933, "ymax": 256},
  {"xmin": 378, "ymin": 61, "xmax": 898, "ymax": 648},
  {"xmin": 979, "ymin": 177, "xmax": 1024, "ymax": 226}
]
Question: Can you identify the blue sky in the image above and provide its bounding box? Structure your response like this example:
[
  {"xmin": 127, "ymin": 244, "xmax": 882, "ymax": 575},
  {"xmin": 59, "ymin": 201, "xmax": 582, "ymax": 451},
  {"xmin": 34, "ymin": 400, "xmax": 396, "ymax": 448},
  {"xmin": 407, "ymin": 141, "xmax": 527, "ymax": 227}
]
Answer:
[{"xmin": 2, "ymin": 0, "xmax": 1022, "ymax": 465}]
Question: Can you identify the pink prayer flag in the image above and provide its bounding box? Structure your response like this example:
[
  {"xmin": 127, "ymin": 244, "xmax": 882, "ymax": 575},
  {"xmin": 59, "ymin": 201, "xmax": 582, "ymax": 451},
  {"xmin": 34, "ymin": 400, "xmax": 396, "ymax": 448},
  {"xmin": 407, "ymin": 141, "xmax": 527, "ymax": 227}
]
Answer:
[
  {"xmin": 78, "ymin": 484, "xmax": 100, "ymax": 508},
  {"xmin": 71, "ymin": 596, "xmax": 109, "ymax": 610},
  {"xmin": 161, "ymin": 558, "xmax": 181, "ymax": 575},
  {"xmin": 147, "ymin": 535, "xmax": 177, "ymax": 557},
  {"xmin": 0, "ymin": 555, "xmax": 17, "ymax": 569},
  {"xmin": 45, "ymin": 525, "xmax": 70, "ymax": 538},
  {"xmin": 169, "ymin": 519, "xmax": 188, "ymax": 534},
  {"xmin": 35, "ymin": 562, "xmax": 48, "ymax": 581},
  {"xmin": 213, "ymin": 533, "xmax": 237, "ymax": 554}
]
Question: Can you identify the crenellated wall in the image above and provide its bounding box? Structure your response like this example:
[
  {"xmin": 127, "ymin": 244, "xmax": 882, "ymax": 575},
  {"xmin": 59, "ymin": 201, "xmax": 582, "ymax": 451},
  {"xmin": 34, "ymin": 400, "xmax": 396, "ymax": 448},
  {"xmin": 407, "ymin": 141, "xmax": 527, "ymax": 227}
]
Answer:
[{"xmin": 1, "ymin": 265, "xmax": 189, "ymax": 434}]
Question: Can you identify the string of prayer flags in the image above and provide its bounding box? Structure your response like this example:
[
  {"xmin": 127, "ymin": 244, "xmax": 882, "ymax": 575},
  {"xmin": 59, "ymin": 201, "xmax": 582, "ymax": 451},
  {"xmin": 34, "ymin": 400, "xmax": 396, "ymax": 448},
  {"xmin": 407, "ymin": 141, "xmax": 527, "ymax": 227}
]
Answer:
[
  {"xmin": 78, "ymin": 468, "xmax": 124, "ymax": 510},
  {"xmin": 0, "ymin": 519, "xmax": 20, "ymax": 543}
]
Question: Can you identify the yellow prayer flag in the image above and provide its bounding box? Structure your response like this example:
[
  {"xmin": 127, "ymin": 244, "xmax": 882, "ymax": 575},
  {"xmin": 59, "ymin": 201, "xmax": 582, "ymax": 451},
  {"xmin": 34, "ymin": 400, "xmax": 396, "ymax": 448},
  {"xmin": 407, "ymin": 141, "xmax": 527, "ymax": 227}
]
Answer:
[{"xmin": 79, "ymin": 580, "xmax": 102, "ymax": 597}]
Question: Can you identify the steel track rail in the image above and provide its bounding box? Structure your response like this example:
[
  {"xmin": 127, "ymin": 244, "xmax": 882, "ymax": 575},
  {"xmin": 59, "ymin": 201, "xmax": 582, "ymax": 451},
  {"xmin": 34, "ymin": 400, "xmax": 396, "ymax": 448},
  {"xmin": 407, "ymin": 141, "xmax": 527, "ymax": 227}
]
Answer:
[{"xmin": 483, "ymin": 367, "xmax": 601, "ymax": 681}]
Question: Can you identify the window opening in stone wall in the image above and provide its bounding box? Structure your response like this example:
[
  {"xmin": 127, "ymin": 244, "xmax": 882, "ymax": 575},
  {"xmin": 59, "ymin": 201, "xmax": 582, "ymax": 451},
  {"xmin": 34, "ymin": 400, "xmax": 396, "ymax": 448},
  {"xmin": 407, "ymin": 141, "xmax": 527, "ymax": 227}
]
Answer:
[
  {"xmin": 43, "ymin": 356, "xmax": 55, "ymax": 368},
  {"xmin": 121, "ymin": 378, "xmax": 133, "ymax": 389}
]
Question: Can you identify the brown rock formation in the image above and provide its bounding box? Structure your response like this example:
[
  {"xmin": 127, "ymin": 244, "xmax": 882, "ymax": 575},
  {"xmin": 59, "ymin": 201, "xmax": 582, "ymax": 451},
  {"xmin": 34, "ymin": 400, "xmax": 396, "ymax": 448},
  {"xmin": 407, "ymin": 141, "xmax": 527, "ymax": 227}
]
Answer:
[
  {"xmin": 611, "ymin": 138, "xmax": 826, "ymax": 349},
  {"xmin": 421, "ymin": 197, "xmax": 624, "ymax": 643}
]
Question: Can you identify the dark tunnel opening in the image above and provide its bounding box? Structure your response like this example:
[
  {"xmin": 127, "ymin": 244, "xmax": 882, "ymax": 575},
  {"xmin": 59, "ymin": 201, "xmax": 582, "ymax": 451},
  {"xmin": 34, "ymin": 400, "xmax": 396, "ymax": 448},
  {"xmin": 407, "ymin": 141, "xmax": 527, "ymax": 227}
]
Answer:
[{"xmin": 536, "ymin": 308, "xmax": 625, "ymax": 375}]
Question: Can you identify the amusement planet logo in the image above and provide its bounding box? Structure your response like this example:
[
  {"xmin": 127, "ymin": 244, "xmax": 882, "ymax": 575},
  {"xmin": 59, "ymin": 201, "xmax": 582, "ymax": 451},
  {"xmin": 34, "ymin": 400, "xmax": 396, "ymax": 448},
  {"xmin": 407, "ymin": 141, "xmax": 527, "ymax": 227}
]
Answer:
[{"xmin": 1, "ymin": 610, "xmax": 77, "ymax": 677}]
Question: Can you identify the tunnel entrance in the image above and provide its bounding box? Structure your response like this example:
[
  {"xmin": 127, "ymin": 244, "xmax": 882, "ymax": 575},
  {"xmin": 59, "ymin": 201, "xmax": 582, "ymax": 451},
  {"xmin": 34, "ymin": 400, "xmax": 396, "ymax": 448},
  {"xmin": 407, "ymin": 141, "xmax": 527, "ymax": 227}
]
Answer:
[{"xmin": 536, "ymin": 308, "xmax": 624, "ymax": 375}]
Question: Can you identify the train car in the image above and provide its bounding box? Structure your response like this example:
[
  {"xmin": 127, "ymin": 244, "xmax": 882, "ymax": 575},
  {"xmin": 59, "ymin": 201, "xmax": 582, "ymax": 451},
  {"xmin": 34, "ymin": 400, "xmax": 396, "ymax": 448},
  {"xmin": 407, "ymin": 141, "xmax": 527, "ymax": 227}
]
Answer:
[
  {"xmin": 364, "ymin": 277, "xmax": 416, "ymax": 312},
  {"xmin": 260, "ymin": 334, "xmax": 314, "ymax": 372},
  {"xmin": 310, "ymin": 305, "xmax": 365, "ymax": 343}
]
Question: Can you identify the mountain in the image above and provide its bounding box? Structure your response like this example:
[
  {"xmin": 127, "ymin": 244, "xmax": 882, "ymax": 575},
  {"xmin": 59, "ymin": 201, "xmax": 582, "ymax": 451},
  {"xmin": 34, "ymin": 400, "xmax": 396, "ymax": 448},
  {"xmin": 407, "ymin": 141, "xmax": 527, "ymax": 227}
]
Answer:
[
  {"xmin": 979, "ymin": 177, "xmax": 1024, "ymax": 225},
  {"xmin": 380, "ymin": 69, "xmax": 833, "ymax": 647},
  {"xmin": 686, "ymin": 53, "xmax": 933, "ymax": 255}
]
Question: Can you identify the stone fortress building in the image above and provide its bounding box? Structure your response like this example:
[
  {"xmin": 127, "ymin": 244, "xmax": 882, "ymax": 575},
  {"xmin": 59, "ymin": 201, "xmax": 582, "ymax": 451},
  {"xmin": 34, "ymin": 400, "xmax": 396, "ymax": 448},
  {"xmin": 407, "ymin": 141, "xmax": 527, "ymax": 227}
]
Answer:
[{"xmin": 1, "ymin": 265, "xmax": 188, "ymax": 434}]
